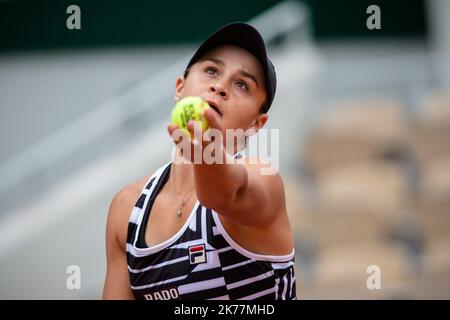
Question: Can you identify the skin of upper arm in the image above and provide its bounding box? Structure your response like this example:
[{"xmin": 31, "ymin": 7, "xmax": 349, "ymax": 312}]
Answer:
[
  {"xmin": 214, "ymin": 161, "xmax": 286, "ymax": 228},
  {"xmin": 102, "ymin": 187, "xmax": 137, "ymax": 300}
]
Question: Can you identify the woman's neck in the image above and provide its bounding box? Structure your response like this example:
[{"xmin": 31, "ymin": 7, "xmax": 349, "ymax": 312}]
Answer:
[{"xmin": 169, "ymin": 147, "xmax": 195, "ymax": 195}]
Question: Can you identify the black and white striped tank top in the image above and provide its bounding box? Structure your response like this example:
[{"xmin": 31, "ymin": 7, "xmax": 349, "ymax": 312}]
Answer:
[{"xmin": 126, "ymin": 162, "xmax": 296, "ymax": 300}]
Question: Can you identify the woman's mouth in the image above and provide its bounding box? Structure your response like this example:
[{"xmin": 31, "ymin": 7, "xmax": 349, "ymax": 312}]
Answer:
[{"xmin": 206, "ymin": 100, "xmax": 222, "ymax": 117}]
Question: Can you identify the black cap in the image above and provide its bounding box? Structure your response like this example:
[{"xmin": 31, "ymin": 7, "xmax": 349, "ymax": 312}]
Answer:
[{"xmin": 186, "ymin": 22, "xmax": 276, "ymax": 113}]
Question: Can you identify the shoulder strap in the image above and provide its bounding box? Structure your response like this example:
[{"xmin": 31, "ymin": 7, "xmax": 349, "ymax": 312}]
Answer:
[{"xmin": 132, "ymin": 162, "xmax": 172, "ymax": 247}]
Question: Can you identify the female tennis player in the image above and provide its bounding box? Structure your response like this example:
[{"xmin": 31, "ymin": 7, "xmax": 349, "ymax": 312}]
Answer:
[{"xmin": 103, "ymin": 22, "xmax": 296, "ymax": 300}]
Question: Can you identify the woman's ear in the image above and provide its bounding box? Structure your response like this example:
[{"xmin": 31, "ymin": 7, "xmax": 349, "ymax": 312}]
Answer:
[
  {"xmin": 174, "ymin": 76, "xmax": 185, "ymax": 101},
  {"xmin": 247, "ymin": 113, "xmax": 269, "ymax": 136}
]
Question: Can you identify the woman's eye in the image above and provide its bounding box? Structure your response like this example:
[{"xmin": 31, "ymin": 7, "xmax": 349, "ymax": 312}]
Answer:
[
  {"xmin": 235, "ymin": 80, "xmax": 248, "ymax": 91},
  {"xmin": 205, "ymin": 66, "xmax": 217, "ymax": 75}
]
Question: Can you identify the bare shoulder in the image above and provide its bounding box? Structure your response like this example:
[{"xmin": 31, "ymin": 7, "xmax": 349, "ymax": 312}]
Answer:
[
  {"xmin": 243, "ymin": 157, "xmax": 285, "ymax": 198},
  {"xmin": 246, "ymin": 158, "xmax": 286, "ymax": 219},
  {"xmin": 220, "ymin": 157, "xmax": 286, "ymax": 227},
  {"xmin": 110, "ymin": 176, "xmax": 150, "ymax": 211},
  {"xmin": 218, "ymin": 157, "xmax": 292, "ymax": 254},
  {"xmin": 107, "ymin": 175, "xmax": 151, "ymax": 250}
]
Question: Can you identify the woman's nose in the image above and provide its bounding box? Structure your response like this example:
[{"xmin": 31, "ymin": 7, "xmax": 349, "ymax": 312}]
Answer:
[{"xmin": 209, "ymin": 84, "xmax": 228, "ymax": 98}]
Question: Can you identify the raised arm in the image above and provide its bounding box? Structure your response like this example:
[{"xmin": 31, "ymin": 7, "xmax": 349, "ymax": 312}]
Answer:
[{"xmin": 168, "ymin": 108, "xmax": 283, "ymax": 228}]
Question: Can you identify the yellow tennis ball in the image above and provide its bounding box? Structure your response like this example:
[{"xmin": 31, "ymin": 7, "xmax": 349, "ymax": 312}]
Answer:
[{"xmin": 171, "ymin": 96, "xmax": 210, "ymax": 135}]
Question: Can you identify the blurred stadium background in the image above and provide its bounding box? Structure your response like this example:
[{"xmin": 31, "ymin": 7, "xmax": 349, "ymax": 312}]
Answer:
[{"xmin": 0, "ymin": 0, "xmax": 449, "ymax": 299}]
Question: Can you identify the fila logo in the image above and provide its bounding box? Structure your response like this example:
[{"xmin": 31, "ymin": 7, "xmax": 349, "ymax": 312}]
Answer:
[{"xmin": 189, "ymin": 244, "xmax": 207, "ymax": 265}]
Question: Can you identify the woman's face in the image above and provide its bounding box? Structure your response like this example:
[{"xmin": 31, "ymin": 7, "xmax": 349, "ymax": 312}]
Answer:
[{"xmin": 175, "ymin": 45, "xmax": 268, "ymax": 133}]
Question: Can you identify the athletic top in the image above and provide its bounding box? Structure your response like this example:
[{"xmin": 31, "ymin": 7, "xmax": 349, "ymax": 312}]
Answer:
[{"xmin": 126, "ymin": 161, "xmax": 296, "ymax": 300}]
